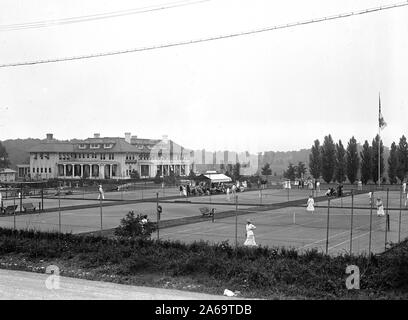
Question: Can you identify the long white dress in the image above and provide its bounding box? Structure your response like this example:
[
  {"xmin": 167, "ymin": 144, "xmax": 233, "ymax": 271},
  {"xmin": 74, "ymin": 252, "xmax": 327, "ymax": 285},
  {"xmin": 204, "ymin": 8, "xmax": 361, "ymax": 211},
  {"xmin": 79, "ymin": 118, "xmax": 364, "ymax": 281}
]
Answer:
[
  {"xmin": 306, "ymin": 197, "xmax": 315, "ymax": 212},
  {"xmin": 244, "ymin": 223, "xmax": 257, "ymax": 246},
  {"xmin": 98, "ymin": 186, "xmax": 105, "ymax": 200},
  {"xmin": 376, "ymin": 200, "xmax": 385, "ymax": 216}
]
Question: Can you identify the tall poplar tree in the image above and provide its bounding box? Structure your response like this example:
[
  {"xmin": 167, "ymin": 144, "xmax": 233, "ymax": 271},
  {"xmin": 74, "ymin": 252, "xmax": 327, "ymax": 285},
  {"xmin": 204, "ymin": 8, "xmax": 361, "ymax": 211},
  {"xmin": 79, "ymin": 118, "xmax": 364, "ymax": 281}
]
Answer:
[
  {"xmin": 321, "ymin": 135, "xmax": 336, "ymax": 183},
  {"xmin": 309, "ymin": 139, "xmax": 321, "ymax": 179},
  {"xmin": 360, "ymin": 140, "xmax": 372, "ymax": 184},
  {"xmin": 346, "ymin": 136, "xmax": 360, "ymax": 184},
  {"xmin": 388, "ymin": 142, "xmax": 398, "ymax": 184},
  {"xmin": 371, "ymin": 134, "xmax": 384, "ymax": 184},
  {"xmin": 397, "ymin": 135, "xmax": 408, "ymax": 182},
  {"xmin": 335, "ymin": 140, "xmax": 346, "ymax": 182}
]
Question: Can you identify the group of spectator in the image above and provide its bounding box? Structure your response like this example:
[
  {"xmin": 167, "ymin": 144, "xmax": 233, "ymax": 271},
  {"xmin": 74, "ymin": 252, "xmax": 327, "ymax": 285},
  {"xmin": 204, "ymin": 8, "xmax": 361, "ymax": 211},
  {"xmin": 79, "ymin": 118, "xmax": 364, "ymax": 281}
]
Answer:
[{"xmin": 178, "ymin": 181, "xmax": 247, "ymax": 197}]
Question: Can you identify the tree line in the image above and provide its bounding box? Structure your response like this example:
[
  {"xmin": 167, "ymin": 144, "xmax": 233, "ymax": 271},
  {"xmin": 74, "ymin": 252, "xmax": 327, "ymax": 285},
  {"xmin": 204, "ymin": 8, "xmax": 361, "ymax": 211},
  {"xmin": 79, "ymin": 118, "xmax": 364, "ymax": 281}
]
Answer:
[{"xmin": 306, "ymin": 134, "xmax": 408, "ymax": 184}]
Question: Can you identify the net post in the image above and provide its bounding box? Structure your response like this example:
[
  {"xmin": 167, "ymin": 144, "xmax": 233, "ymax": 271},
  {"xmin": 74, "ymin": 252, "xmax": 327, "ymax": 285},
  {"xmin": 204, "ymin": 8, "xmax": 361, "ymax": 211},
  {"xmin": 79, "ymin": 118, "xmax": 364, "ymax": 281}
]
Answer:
[
  {"xmin": 349, "ymin": 189, "xmax": 354, "ymax": 255},
  {"xmin": 156, "ymin": 192, "xmax": 160, "ymax": 241},
  {"xmin": 368, "ymin": 191, "xmax": 374, "ymax": 258},
  {"xmin": 325, "ymin": 198, "xmax": 330, "ymax": 255},
  {"xmin": 384, "ymin": 188, "xmax": 389, "ymax": 251},
  {"xmin": 235, "ymin": 194, "xmax": 238, "ymax": 248}
]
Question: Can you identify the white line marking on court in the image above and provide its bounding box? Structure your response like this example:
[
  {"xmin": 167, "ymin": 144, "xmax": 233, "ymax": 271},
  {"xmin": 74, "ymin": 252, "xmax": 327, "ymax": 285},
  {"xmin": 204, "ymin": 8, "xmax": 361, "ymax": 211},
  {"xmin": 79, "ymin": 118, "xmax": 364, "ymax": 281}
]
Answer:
[{"xmin": 327, "ymin": 231, "xmax": 371, "ymax": 251}]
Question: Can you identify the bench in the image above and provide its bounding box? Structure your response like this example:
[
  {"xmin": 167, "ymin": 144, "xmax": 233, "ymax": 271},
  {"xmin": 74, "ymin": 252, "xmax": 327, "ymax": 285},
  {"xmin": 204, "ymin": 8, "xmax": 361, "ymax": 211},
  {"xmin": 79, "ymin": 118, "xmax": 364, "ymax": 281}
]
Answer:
[
  {"xmin": 199, "ymin": 207, "xmax": 210, "ymax": 215},
  {"xmin": 2, "ymin": 205, "xmax": 18, "ymax": 215},
  {"xmin": 22, "ymin": 203, "xmax": 36, "ymax": 213},
  {"xmin": 199, "ymin": 207, "xmax": 215, "ymax": 217}
]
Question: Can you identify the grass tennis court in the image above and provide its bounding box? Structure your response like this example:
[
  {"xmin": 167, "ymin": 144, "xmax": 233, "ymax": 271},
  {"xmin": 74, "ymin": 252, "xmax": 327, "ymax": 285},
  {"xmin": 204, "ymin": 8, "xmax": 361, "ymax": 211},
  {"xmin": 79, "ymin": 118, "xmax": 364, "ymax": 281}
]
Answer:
[{"xmin": 1, "ymin": 186, "xmax": 407, "ymax": 256}]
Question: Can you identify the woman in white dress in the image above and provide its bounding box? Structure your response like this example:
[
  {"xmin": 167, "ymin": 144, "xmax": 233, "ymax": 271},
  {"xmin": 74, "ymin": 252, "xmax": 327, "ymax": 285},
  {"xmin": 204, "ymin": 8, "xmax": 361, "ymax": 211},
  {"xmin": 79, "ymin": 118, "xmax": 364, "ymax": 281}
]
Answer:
[
  {"xmin": 244, "ymin": 220, "xmax": 257, "ymax": 246},
  {"xmin": 306, "ymin": 195, "xmax": 315, "ymax": 212},
  {"xmin": 376, "ymin": 198, "xmax": 385, "ymax": 217}
]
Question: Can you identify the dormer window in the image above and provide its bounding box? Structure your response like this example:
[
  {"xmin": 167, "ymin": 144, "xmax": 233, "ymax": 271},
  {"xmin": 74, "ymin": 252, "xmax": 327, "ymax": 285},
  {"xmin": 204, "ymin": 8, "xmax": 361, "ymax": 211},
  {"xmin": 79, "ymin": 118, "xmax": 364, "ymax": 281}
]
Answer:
[
  {"xmin": 90, "ymin": 144, "xmax": 100, "ymax": 149},
  {"xmin": 103, "ymin": 143, "xmax": 113, "ymax": 149},
  {"xmin": 79, "ymin": 144, "xmax": 86, "ymax": 149}
]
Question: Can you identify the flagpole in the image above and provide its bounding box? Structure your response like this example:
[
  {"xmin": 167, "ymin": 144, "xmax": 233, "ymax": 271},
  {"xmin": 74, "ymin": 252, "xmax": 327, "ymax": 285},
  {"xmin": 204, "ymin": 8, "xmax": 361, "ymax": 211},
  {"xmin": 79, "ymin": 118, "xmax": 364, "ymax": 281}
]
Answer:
[
  {"xmin": 378, "ymin": 123, "xmax": 381, "ymax": 187},
  {"xmin": 378, "ymin": 93, "xmax": 381, "ymax": 188}
]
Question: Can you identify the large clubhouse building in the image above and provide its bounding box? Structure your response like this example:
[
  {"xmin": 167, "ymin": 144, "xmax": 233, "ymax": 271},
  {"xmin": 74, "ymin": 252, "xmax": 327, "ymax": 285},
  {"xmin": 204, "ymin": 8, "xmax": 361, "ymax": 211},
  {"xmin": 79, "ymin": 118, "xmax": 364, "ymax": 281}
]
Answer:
[{"xmin": 28, "ymin": 133, "xmax": 192, "ymax": 180}]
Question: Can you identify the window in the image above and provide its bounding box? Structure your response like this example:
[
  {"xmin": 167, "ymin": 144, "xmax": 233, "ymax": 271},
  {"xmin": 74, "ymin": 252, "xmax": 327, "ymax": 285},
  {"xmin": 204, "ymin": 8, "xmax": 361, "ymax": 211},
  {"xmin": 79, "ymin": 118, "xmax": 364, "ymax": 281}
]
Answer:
[
  {"xmin": 37, "ymin": 168, "xmax": 39, "ymax": 173},
  {"xmin": 103, "ymin": 144, "xmax": 113, "ymax": 149},
  {"xmin": 32, "ymin": 168, "xmax": 35, "ymax": 173},
  {"xmin": 109, "ymin": 154, "xmax": 114, "ymax": 160},
  {"xmin": 33, "ymin": 153, "xmax": 37, "ymax": 160},
  {"xmin": 100, "ymin": 154, "xmax": 106, "ymax": 160},
  {"xmin": 79, "ymin": 144, "xmax": 86, "ymax": 149},
  {"xmin": 87, "ymin": 154, "xmax": 89, "ymax": 158},
  {"xmin": 49, "ymin": 168, "xmax": 52, "ymax": 173},
  {"xmin": 45, "ymin": 168, "xmax": 47, "ymax": 173},
  {"xmin": 59, "ymin": 153, "xmax": 62, "ymax": 160},
  {"xmin": 40, "ymin": 153, "xmax": 43, "ymax": 160},
  {"xmin": 90, "ymin": 144, "xmax": 100, "ymax": 149},
  {"xmin": 41, "ymin": 168, "xmax": 43, "ymax": 173}
]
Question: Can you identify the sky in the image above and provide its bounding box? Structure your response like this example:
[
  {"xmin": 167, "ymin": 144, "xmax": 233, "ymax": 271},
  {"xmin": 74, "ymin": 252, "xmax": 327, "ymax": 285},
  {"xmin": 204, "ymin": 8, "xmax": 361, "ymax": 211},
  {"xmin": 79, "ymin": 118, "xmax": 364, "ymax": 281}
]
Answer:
[{"xmin": 0, "ymin": 0, "xmax": 407, "ymax": 153}]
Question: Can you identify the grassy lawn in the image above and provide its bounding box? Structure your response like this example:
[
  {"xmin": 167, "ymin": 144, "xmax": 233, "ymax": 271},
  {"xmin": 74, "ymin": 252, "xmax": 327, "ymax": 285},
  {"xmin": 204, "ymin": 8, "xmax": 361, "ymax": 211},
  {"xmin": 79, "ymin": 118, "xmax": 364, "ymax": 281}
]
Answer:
[{"xmin": 0, "ymin": 227, "xmax": 407, "ymax": 299}]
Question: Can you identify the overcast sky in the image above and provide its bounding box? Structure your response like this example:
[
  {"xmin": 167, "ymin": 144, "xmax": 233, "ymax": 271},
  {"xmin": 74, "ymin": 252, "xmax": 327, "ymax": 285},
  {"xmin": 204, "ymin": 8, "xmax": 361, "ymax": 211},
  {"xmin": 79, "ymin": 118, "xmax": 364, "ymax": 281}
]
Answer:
[{"xmin": 0, "ymin": 0, "xmax": 407, "ymax": 153}]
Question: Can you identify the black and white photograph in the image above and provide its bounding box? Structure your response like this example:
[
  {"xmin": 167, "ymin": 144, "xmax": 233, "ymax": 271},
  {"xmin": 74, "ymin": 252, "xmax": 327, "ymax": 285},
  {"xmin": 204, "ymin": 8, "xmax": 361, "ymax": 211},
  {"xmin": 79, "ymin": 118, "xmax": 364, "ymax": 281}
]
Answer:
[{"xmin": 0, "ymin": 0, "xmax": 408, "ymax": 311}]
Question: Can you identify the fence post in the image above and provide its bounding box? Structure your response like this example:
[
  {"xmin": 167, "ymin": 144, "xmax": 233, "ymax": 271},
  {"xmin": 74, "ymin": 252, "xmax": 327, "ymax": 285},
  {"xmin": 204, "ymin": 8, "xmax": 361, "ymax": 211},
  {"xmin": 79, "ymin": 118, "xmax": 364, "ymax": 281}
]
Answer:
[
  {"xmin": 398, "ymin": 188, "xmax": 402, "ymax": 243},
  {"xmin": 349, "ymin": 190, "xmax": 354, "ymax": 255},
  {"xmin": 99, "ymin": 194, "xmax": 103, "ymax": 233},
  {"xmin": 384, "ymin": 188, "xmax": 390, "ymax": 251},
  {"xmin": 235, "ymin": 194, "xmax": 238, "ymax": 248},
  {"xmin": 325, "ymin": 198, "xmax": 330, "ymax": 255},
  {"xmin": 58, "ymin": 189, "xmax": 61, "ymax": 234},
  {"xmin": 13, "ymin": 196, "xmax": 16, "ymax": 230},
  {"xmin": 41, "ymin": 186, "xmax": 44, "ymax": 212},
  {"xmin": 368, "ymin": 191, "xmax": 374, "ymax": 257},
  {"xmin": 156, "ymin": 192, "xmax": 160, "ymax": 240}
]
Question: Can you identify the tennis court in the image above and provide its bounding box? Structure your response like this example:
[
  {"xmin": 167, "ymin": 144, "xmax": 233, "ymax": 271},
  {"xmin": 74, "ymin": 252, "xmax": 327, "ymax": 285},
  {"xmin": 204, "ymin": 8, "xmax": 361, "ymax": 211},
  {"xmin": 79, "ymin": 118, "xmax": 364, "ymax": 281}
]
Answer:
[{"xmin": 155, "ymin": 190, "xmax": 408, "ymax": 256}]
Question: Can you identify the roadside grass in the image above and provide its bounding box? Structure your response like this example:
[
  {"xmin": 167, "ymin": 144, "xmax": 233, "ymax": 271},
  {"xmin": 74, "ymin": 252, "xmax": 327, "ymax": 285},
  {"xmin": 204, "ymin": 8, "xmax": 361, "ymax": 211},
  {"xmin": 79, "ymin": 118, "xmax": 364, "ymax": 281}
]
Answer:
[{"xmin": 0, "ymin": 227, "xmax": 407, "ymax": 299}]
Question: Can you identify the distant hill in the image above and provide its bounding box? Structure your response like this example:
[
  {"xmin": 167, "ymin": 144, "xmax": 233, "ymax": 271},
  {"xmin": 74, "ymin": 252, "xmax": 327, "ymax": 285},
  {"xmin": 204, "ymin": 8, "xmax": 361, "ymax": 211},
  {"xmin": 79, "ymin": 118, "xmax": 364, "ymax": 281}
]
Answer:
[{"xmin": 2, "ymin": 139, "xmax": 42, "ymax": 169}]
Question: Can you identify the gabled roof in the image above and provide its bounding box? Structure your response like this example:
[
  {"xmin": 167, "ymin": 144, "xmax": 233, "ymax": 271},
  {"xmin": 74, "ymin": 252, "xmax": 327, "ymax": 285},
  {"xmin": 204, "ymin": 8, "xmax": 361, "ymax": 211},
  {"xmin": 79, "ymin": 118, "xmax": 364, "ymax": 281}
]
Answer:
[{"xmin": 29, "ymin": 142, "xmax": 74, "ymax": 153}]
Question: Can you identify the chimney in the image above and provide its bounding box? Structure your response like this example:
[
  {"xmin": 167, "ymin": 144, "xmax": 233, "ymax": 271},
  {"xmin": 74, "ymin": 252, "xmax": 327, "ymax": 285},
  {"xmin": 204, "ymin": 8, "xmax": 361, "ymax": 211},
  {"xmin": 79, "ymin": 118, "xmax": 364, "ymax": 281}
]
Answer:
[
  {"xmin": 94, "ymin": 133, "xmax": 100, "ymax": 138},
  {"xmin": 162, "ymin": 135, "xmax": 168, "ymax": 142},
  {"xmin": 46, "ymin": 133, "xmax": 53, "ymax": 141},
  {"xmin": 130, "ymin": 135, "xmax": 138, "ymax": 144},
  {"xmin": 125, "ymin": 132, "xmax": 131, "ymax": 144}
]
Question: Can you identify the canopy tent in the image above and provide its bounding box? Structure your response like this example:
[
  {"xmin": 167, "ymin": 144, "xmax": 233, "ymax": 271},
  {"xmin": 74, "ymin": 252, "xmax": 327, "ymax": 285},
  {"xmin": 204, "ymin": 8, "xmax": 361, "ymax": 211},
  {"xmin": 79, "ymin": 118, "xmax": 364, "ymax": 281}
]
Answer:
[{"xmin": 196, "ymin": 173, "xmax": 232, "ymax": 183}]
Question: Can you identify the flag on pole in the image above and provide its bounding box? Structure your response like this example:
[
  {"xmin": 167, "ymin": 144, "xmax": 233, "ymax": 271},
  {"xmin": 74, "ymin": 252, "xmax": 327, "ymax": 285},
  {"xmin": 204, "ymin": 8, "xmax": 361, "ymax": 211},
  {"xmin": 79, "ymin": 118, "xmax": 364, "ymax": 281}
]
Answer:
[{"xmin": 379, "ymin": 94, "xmax": 387, "ymax": 130}]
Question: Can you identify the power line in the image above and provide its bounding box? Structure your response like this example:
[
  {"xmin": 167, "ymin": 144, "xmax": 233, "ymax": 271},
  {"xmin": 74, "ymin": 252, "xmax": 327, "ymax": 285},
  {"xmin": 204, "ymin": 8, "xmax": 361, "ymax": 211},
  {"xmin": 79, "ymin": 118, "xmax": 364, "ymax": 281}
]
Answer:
[
  {"xmin": 1, "ymin": 1, "xmax": 407, "ymax": 69},
  {"xmin": 0, "ymin": 0, "xmax": 211, "ymax": 32}
]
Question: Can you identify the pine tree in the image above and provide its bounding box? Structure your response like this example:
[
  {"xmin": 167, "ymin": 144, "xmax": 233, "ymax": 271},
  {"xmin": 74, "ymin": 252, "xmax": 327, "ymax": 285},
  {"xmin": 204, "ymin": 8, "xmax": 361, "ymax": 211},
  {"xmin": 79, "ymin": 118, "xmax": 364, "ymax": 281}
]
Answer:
[
  {"xmin": 388, "ymin": 142, "xmax": 399, "ymax": 184},
  {"xmin": 360, "ymin": 140, "xmax": 372, "ymax": 184},
  {"xmin": 371, "ymin": 134, "xmax": 384, "ymax": 184},
  {"xmin": 321, "ymin": 135, "xmax": 336, "ymax": 183},
  {"xmin": 309, "ymin": 139, "xmax": 321, "ymax": 179},
  {"xmin": 346, "ymin": 136, "xmax": 360, "ymax": 184},
  {"xmin": 335, "ymin": 140, "xmax": 346, "ymax": 182},
  {"xmin": 397, "ymin": 135, "xmax": 408, "ymax": 182}
]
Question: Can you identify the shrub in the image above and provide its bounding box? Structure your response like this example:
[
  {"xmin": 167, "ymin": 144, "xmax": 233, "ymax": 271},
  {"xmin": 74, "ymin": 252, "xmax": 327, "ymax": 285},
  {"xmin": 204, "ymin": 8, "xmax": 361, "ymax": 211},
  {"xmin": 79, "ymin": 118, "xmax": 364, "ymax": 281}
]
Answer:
[{"xmin": 114, "ymin": 211, "xmax": 157, "ymax": 239}]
